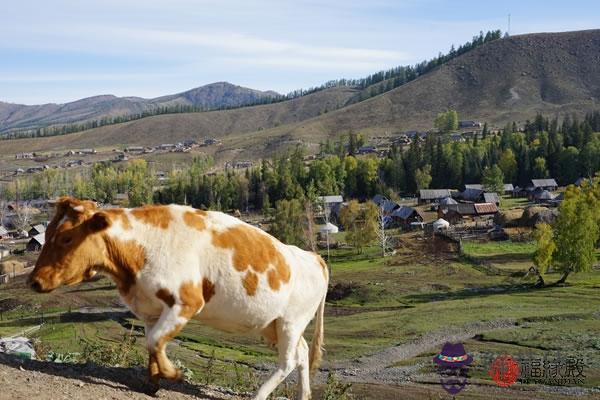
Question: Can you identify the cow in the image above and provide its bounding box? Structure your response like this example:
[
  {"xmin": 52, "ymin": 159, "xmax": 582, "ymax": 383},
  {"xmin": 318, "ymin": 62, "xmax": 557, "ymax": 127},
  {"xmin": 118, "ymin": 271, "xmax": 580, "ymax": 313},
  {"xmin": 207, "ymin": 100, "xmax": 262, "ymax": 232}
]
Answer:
[{"xmin": 28, "ymin": 197, "xmax": 328, "ymax": 400}]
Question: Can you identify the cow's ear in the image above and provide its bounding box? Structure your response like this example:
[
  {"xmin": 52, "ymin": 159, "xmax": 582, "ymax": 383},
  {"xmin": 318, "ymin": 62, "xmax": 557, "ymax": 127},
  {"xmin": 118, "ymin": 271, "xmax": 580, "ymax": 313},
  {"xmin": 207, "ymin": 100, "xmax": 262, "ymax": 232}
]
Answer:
[{"xmin": 88, "ymin": 212, "xmax": 111, "ymax": 233}]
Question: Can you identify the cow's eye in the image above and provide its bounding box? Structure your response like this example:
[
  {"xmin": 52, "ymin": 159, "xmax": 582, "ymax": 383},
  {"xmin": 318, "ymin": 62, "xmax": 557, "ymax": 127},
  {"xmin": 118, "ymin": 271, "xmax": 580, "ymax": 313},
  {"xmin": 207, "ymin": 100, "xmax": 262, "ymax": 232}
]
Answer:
[{"xmin": 60, "ymin": 236, "xmax": 73, "ymax": 245}]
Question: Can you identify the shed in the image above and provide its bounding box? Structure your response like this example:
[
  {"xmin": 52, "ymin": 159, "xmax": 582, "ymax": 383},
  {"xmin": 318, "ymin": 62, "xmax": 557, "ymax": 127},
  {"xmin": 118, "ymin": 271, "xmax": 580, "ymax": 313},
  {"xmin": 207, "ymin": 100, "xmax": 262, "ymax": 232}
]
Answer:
[
  {"xmin": 483, "ymin": 193, "xmax": 501, "ymax": 206},
  {"xmin": 0, "ymin": 225, "xmax": 9, "ymax": 240},
  {"xmin": 531, "ymin": 179, "xmax": 558, "ymax": 191},
  {"xmin": 439, "ymin": 197, "xmax": 458, "ymax": 205},
  {"xmin": 391, "ymin": 206, "xmax": 424, "ymax": 226},
  {"xmin": 26, "ymin": 233, "xmax": 45, "ymax": 252},
  {"xmin": 0, "ymin": 246, "xmax": 10, "ymax": 260},
  {"xmin": 319, "ymin": 222, "xmax": 339, "ymax": 234},
  {"xmin": 438, "ymin": 203, "xmax": 476, "ymax": 224},
  {"xmin": 474, "ymin": 202, "xmax": 499, "ymax": 215},
  {"xmin": 503, "ymin": 184, "xmax": 515, "ymax": 194},
  {"xmin": 28, "ymin": 224, "xmax": 46, "ymax": 238},
  {"xmin": 317, "ymin": 195, "xmax": 343, "ymax": 206},
  {"xmin": 433, "ymin": 218, "xmax": 450, "ymax": 232},
  {"xmin": 535, "ymin": 190, "xmax": 555, "ymax": 203},
  {"xmin": 419, "ymin": 189, "xmax": 452, "ymax": 204},
  {"xmin": 459, "ymin": 188, "xmax": 485, "ymax": 202}
]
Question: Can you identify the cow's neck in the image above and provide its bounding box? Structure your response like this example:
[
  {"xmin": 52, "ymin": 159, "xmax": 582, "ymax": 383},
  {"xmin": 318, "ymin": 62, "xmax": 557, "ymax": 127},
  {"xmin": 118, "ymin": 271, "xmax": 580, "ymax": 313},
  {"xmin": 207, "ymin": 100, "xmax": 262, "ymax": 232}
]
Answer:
[{"xmin": 99, "ymin": 231, "xmax": 148, "ymax": 295}]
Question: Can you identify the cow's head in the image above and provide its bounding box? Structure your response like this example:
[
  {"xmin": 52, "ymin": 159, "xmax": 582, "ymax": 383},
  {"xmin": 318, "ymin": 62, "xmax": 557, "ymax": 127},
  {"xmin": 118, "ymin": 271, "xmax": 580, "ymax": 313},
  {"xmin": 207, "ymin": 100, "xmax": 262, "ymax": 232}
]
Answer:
[{"xmin": 28, "ymin": 196, "xmax": 111, "ymax": 293}]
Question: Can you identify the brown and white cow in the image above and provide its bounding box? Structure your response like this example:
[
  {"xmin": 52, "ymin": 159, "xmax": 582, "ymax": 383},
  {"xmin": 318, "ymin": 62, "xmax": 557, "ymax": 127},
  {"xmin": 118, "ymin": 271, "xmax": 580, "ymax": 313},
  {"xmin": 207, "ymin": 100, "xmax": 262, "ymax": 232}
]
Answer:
[{"xmin": 29, "ymin": 197, "xmax": 328, "ymax": 400}]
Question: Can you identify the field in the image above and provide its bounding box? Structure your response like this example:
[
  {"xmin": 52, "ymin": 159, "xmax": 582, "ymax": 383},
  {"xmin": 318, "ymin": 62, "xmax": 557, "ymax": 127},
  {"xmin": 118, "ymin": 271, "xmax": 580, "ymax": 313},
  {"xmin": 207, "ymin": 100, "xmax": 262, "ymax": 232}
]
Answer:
[{"xmin": 1, "ymin": 231, "xmax": 599, "ymax": 399}]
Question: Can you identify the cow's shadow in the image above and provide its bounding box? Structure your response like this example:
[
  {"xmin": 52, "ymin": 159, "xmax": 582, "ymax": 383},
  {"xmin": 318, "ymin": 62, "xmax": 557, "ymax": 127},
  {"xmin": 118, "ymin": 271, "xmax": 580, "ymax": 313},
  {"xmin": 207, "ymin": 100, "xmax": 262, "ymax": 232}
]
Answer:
[{"xmin": 0, "ymin": 353, "xmax": 236, "ymax": 399}]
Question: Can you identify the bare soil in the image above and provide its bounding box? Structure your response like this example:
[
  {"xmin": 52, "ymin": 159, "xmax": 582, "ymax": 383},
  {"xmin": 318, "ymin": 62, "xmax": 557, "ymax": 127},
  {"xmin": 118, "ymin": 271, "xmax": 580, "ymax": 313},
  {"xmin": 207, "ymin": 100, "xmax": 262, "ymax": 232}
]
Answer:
[{"xmin": 0, "ymin": 353, "xmax": 242, "ymax": 400}]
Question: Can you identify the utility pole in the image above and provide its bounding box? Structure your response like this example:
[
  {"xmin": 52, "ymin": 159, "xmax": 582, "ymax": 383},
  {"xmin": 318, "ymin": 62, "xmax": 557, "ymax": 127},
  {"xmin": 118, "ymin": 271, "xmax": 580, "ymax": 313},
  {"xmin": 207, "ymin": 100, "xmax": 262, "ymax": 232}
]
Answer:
[{"xmin": 508, "ymin": 14, "xmax": 511, "ymax": 36}]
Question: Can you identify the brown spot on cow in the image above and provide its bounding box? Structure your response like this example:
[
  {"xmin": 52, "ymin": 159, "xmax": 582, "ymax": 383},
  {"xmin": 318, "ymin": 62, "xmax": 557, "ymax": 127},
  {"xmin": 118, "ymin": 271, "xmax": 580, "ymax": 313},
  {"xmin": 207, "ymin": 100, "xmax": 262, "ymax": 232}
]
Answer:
[
  {"xmin": 104, "ymin": 208, "xmax": 132, "ymax": 230},
  {"xmin": 243, "ymin": 271, "xmax": 259, "ymax": 296},
  {"xmin": 156, "ymin": 288, "xmax": 175, "ymax": 308},
  {"xmin": 261, "ymin": 319, "xmax": 278, "ymax": 348},
  {"xmin": 212, "ymin": 225, "xmax": 291, "ymax": 293},
  {"xmin": 102, "ymin": 236, "xmax": 147, "ymax": 296},
  {"xmin": 183, "ymin": 210, "xmax": 206, "ymax": 231},
  {"xmin": 178, "ymin": 281, "xmax": 205, "ymax": 319},
  {"xmin": 131, "ymin": 205, "xmax": 172, "ymax": 229},
  {"xmin": 202, "ymin": 278, "xmax": 216, "ymax": 303}
]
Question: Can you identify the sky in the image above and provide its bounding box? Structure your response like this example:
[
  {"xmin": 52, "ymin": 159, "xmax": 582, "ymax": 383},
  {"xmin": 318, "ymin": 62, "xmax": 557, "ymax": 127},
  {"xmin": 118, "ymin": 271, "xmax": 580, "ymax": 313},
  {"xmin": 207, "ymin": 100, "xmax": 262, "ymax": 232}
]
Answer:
[{"xmin": 1, "ymin": 0, "xmax": 599, "ymax": 105}]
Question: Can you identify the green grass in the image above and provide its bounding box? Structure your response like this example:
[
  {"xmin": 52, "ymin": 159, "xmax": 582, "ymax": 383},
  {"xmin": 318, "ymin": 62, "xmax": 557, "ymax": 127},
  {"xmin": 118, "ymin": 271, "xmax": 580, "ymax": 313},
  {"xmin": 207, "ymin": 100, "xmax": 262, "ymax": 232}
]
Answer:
[
  {"xmin": 2, "ymin": 236, "xmax": 600, "ymax": 395},
  {"xmin": 500, "ymin": 195, "xmax": 530, "ymax": 209}
]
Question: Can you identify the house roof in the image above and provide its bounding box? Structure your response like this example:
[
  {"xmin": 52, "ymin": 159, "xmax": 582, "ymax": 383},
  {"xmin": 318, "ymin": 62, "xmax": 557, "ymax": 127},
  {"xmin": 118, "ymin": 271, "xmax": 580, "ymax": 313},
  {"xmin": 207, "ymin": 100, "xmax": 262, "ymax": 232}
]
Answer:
[
  {"xmin": 420, "ymin": 189, "xmax": 452, "ymax": 200},
  {"xmin": 483, "ymin": 193, "xmax": 500, "ymax": 204},
  {"xmin": 460, "ymin": 188, "xmax": 484, "ymax": 201},
  {"xmin": 391, "ymin": 206, "xmax": 421, "ymax": 220},
  {"xmin": 317, "ymin": 195, "xmax": 343, "ymax": 204},
  {"xmin": 464, "ymin": 184, "xmax": 484, "ymax": 190},
  {"xmin": 30, "ymin": 233, "xmax": 45, "ymax": 246},
  {"xmin": 30, "ymin": 224, "xmax": 46, "ymax": 233},
  {"xmin": 440, "ymin": 203, "xmax": 476, "ymax": 215},
  {"xmin": 439, "ymin": 197, "xmax": 458, "ymax": 205},
  {"xmin": 531, "ymin": 178, "xmax": 558, "ymax": 188},
  {"xmin": 465, "ymin": 183, "xmax": 514, "ymax": 192},
  {"xmin": 474, "ymin": 203, "xmax": 499, "ymax": 214}
]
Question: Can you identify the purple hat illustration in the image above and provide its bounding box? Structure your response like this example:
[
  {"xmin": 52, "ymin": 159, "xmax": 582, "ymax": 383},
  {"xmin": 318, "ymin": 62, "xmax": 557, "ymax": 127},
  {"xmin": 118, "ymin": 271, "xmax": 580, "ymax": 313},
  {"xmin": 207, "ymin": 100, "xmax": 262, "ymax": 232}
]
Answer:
[{"xmin": 433, "ymin": 342, "xmax": 473, "ymax": 367}]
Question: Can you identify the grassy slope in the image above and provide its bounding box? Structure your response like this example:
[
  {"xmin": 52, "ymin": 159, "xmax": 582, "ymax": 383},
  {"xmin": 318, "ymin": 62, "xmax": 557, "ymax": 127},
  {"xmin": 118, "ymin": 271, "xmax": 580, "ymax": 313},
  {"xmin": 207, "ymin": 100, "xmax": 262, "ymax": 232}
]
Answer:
[{"xmin": 1, "ymin": 236, "xmax": 599, "ymax": 398}]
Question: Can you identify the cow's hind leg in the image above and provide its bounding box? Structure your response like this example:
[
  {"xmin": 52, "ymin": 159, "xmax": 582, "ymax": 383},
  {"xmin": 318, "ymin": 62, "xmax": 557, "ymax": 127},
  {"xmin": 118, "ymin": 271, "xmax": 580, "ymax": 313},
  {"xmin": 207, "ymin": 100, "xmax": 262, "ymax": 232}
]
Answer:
[
  {"xmin": 254, "ymin": 320, "xmax": 302, "ymax": 400},
  {"xmin": 296, "ymin": 337, "xmax": 311, "ymax": 400}
]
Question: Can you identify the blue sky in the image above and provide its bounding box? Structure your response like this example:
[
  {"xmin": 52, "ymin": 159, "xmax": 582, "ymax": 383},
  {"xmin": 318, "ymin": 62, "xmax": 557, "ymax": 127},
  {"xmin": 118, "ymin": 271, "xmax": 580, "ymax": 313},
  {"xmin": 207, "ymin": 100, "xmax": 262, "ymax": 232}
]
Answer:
[{"xmin": 1, "ymin": 0, "xmax": 598, "ymax": 104}]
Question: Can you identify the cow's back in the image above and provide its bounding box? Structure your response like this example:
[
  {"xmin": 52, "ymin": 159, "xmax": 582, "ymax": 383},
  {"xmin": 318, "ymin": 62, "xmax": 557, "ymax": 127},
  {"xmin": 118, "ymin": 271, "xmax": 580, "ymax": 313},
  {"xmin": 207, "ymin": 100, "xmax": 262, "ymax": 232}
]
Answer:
[{"xmin": 128, "ymin": 205, "xmax": 326, "ymax": 334}]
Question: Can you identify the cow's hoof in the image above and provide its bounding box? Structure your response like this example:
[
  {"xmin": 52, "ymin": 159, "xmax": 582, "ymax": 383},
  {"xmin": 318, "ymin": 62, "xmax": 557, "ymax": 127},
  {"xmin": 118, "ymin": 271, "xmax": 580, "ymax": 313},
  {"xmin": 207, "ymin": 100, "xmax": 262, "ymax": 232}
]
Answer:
[
  {"xmin": 145, "ymin": 379, "xmax": 160, "ymax": 396},
  {"xmin": 145, "ymin": 383, "xmax": 160, "ymax": 396},
  {"xmin": 173, "ymin": 369, "xmax": 183, "ymax": 382}
]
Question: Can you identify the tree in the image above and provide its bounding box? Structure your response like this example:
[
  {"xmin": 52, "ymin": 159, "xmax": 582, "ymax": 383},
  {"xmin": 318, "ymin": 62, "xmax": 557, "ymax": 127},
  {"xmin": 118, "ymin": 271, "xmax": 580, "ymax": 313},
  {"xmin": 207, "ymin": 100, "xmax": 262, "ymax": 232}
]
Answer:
[
  {"xmin": 339, "ymin": 200, "xmax": 377, "ymax": 254},
  {"xmin": 434, "ymin": 110, "xmax": 459, "ymax": 133},
  {"xmin": 361, "ymin": 201, "xmax": 379, "ymax": 249},
  {"xmin": 414, "ymin": 164, "xmax": 432, "ymax": 191},
  {"xmin": 482, "ymin": 164, "xmax": 504, "ymax": 194},
  {"xmin": 498, "ymin": 149, "xmax": 517, "ymax": 183},
  {"xmin": 270, "ymin": 199, "xmax": 305, "ymax": 248},
  {"xmin": 532, "ymin": 223, "xmax": 556, "ymax": 287},
  {"xmin": 553, "ymin": 185, "xmax": 599, "ymax": 284},
  {"xmin": 340, "ymin": 200, "xmax": 362, "ymax": 252},
  {"xmin": 532, "ymin": 157, "xmax": 549, "ymax": 178}
]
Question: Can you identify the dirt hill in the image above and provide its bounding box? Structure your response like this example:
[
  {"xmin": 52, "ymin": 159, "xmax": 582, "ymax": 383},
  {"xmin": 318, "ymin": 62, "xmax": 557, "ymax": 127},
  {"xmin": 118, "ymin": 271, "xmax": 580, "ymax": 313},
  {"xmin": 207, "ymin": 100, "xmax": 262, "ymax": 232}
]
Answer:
[
  {"xmin": 2, "ymin": 29, "xmax": 600, "ymax": 159},
  {"xmin": 0, "ymin": 82, "xmax": 280, "ymax": 133}
]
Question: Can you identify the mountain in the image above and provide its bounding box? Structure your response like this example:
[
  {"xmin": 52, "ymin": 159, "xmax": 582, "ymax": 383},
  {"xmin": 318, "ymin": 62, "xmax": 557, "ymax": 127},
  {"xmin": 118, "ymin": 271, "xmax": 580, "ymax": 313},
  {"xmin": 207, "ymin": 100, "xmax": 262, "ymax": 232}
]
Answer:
[
  {"xmin": 0, "ymin": 82, "xmax": 280, "ymax": 132},
  {"xmin": 2, "ymin": 29, "xmax": 600, "ymax": 160}
]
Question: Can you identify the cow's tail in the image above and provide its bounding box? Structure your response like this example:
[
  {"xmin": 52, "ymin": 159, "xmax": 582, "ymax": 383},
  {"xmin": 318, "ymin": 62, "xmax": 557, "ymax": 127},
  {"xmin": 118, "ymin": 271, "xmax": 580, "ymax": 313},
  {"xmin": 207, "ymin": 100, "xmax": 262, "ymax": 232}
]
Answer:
[{"xmin": 309, "ymin": 266, "xmax": 328, "ymax": 375}]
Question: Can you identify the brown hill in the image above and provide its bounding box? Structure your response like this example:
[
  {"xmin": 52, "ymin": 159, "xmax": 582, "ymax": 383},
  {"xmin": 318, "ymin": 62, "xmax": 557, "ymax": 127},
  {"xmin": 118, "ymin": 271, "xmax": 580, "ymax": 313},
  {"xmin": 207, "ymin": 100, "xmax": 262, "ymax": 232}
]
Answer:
[
  {"xmin": 0, "ymin": 82, "xmax": 280, "ymax": 132},
  {"xmin": 2, "ymin": 29, "xmax": 600, "ymax": 160}
]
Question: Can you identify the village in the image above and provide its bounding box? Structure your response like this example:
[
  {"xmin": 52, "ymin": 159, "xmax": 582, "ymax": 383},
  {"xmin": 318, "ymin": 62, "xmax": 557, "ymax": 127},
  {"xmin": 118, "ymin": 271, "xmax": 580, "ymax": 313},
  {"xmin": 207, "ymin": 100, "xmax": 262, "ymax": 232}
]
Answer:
[{"xmin": 0, "ymin": 170, "xmax": 566, "ymax": 287}]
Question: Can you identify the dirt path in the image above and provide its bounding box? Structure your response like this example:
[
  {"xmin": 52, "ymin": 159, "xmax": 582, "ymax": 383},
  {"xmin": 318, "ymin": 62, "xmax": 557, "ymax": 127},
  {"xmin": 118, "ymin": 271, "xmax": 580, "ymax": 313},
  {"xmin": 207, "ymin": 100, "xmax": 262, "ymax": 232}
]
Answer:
[
  {"xmin": 332, "ymin": 319, "xmax": 518, "ymax": 384},
  {"xmin": 0, "ymin": 353, "xmax": 242, "ymax": 400}
]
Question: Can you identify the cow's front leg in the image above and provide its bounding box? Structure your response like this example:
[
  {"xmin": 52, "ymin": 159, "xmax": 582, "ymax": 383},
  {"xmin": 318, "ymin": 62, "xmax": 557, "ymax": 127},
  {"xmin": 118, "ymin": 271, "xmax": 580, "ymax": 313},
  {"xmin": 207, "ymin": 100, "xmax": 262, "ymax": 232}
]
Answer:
[{"xmin": 146, "ymin": 285, "xmax": 204, "ymax": 391}]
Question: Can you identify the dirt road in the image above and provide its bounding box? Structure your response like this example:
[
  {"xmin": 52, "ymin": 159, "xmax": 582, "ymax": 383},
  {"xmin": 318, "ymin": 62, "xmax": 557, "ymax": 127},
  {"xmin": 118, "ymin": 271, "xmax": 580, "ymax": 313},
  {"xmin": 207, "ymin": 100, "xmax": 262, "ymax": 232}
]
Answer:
[{"xmin": 0, "ymin": 353, "xmax": 242, "ymax": 400}]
